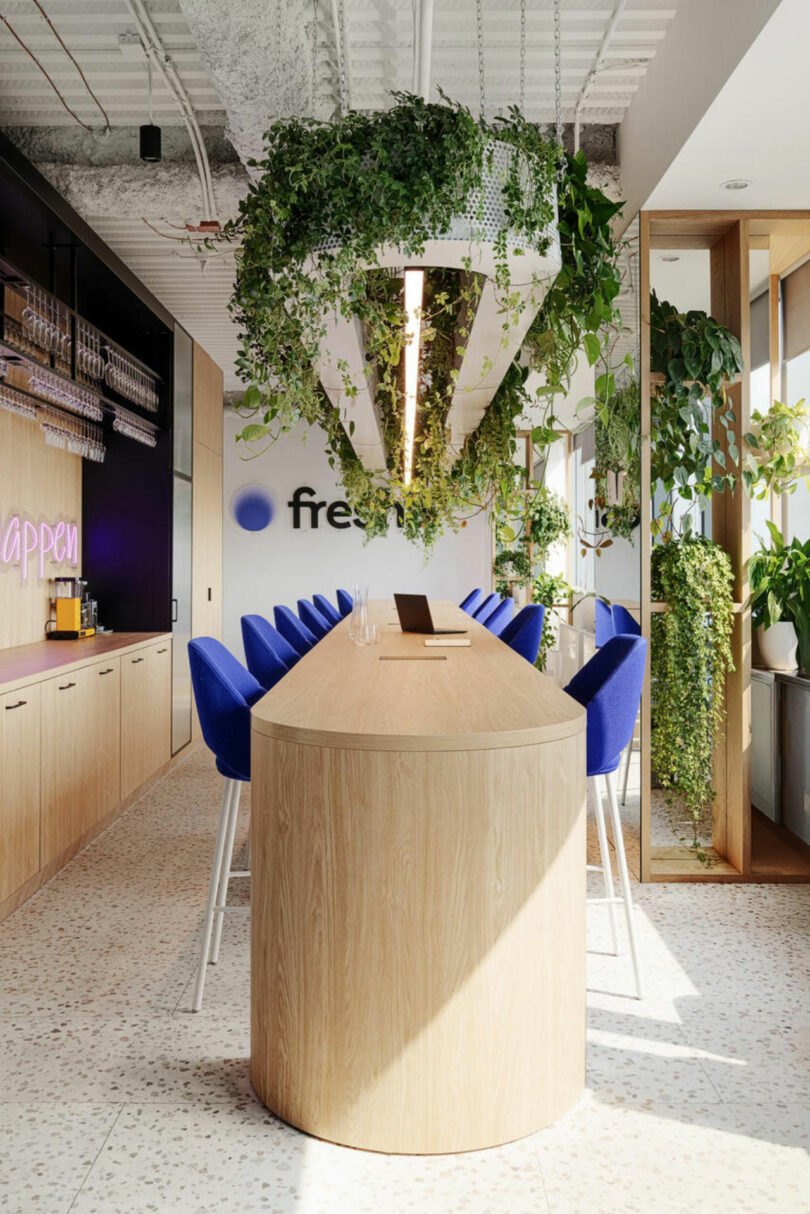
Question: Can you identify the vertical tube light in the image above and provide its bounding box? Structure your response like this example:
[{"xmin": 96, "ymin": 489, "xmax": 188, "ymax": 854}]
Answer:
[{"xmin": 403, "ymin": 268, "xmax": 424, "ymax": 486}]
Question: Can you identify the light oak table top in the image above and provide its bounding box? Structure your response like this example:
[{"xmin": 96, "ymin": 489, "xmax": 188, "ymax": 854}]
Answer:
[
  {"xmin": 0, "ymin": 632, "xmax": 171, "ymax": 695},
  {"xmin": 252, "ymin": 600, "xmax": 584, "ymax": 751}
]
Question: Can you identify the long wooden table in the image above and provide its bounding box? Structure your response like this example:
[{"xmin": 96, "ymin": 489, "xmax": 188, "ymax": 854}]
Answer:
[{"xmin": 250, "ymin": 600, "xmax": 587, "ymax": 1154}]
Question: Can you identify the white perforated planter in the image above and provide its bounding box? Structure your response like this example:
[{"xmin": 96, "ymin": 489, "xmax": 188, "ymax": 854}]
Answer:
[{"xmin": 313, "ymin": 143, "xmax": 561, "ymax": 471}]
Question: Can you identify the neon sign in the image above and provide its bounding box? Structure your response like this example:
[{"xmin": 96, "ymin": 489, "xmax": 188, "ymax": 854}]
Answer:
[{"xmin": 0, "ymin": 513, "xmax": 79, "ymax": 582}]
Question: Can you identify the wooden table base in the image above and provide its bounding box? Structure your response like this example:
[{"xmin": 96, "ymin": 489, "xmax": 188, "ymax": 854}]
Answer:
[{"xmin": 250, "ymin": 731, "xmax": 586, "ymax": 1154}]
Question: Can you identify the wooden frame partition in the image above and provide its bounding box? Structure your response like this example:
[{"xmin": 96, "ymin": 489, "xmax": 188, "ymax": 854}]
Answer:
[{"xmin": 639, "ymin": 210, "xmax": 810, "ymax": 882}]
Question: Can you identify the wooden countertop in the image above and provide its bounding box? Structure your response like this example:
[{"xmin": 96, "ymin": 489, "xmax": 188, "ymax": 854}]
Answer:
[
  {"xmin": 252, "ymin": 600, "xmax": 585, "ymax": 752},
  {"xmin": 0, "ymin": 632, "xmax": 171, "ymax": 695}
]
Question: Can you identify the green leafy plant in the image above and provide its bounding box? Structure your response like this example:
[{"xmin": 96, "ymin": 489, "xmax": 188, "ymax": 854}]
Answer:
[
  {"xmin": 749, "ymin": 523, "xmax": 810, "ymax": 672},
  {"xmin": 532, "ymin": 570, "xmax": 572, "ymax": 672},
  {"xmin": 493, "ymin": 547, "xmax": 532, "ymax": 597},
  {"xmin": 649, "ymin": 292, "xmax": 744, "ymax": 531},
  {"xmin": 743, "ymin": 398, "xmax": 810, "ymax": 498},
  {"xmin": 228, "ymin": 97, "xmax": 623, "ymax": 550},
  {"xmin": 593, "ymin": 380, "xmax": 640, "ymax": 540},
  {"xmin": 650, "ymin": 536, "xmax": 735, "ymax": 859}
]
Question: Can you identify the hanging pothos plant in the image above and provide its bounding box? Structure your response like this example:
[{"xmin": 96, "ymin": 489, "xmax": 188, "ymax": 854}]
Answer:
[
  {"xmin": 592, "ymin": 380, "xmax": 641, "ymax": 541},
  {"xmin": 649, "ymin": 291, "xmax": 744, "ymax": 535},
  {"xmin": 650, "ymin": 533, "xmax": 734, "ymax": 861},
  {"xmin": 227, "ymin": 94, "xmax": 623, "ymax": 550}
]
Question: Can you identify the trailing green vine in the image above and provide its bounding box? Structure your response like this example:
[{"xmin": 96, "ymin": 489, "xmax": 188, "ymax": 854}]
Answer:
[
  {"xmin": 650, "ymin": 535, "xmax": 734, "ymax": 859},
  {"xmin": 227, "ymin": 95, "xmax": 622, "ymax": 550},
  {"xmin": 592, "ymin": 380, "xmax": 640, "ymax": 540},
  {"xmin": 649, "ymin": 291, "xmax": 744, "ymax": 533}
]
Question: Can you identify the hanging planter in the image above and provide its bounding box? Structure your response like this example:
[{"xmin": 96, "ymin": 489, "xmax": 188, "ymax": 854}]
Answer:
[{"xmin": 228, "ymin": 95, "xmax": 623, "ymax": 548}]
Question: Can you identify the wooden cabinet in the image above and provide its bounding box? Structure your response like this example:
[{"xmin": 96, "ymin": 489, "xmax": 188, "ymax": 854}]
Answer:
[
  {"xmin": 120, "ymin": 641, "xmax": 172, "ymax": 800},
  {"xmin": 192, "ymin": 440, "xmax": 222, "ymax": 642},
  {"xmin": 40, "ymin": 658, "xmax": 121, "ymax": 866},
  {"xmin": 0, "ymin": 684, "xmax": 41, "ymax": 901},
  {"xmin": 193, "ymin": 341, "xmax": 223, "ymax": 455}
]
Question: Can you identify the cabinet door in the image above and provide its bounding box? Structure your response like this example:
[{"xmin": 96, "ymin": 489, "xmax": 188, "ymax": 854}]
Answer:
[
  {"xmin": 121, "ymin": 642, "xmax": 172, "ymax": 800},
  {"xmin": 192, "ymin": 441, "xmax": 222, "ymax": 641},
  {"xmin": 40, "ymin": 659, "xmax": 121, "ymax": 866},
  {"xmin": 0, "ymin": 684, "xmax": 41, "ymax": 901}
]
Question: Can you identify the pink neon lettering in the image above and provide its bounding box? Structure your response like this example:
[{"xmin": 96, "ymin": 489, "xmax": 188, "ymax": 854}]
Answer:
[
  {"xmin": 38, "ymin": 522, "xmax": 55, "ymax": 579},
  {"xmin": 2, "ymin": 516, "xmax": 20, "ymax": 565},
  {"xmin": 65, "ymin": 523, "xmax": 78, "ymax": 566},
  {"xmin": 53, "ymin": 521, "xmax": 66, "ymax": 562},
  {"xmin": 22, "ymin": 520, "xmax": 37, "ymax": 581},
  {"xmin": 0, "ymin": 514, "xmax": 79, "ymax": 582}
]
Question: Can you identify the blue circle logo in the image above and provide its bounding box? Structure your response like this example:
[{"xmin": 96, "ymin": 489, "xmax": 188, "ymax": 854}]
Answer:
[{"xmin": 231, "ymin": 484, "xmax": 275, "ymax": 532}]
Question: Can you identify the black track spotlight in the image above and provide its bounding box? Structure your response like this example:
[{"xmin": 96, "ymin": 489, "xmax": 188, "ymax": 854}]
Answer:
[
  {"xmin": 139, "ymin": 122, "xmax": 162, "ymax": 162},
  {"xmin": 139, "ymin": 56, "xmax": 161, "ymax": 163}
]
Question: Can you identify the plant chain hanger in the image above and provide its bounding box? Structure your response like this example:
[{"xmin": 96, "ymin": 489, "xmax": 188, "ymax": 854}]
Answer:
[{"xmin": 229, "ymin": 0, "xmax": 623, "ymax": 549}]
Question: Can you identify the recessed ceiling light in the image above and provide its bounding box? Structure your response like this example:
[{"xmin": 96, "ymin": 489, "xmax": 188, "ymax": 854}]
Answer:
[
  {"xmin": 720, "ymin": 179, "xmax": 751, "ymax": 191},
  {"xmin": 660, "ymin": 254, "xmax": 680, "ymax": 263}
]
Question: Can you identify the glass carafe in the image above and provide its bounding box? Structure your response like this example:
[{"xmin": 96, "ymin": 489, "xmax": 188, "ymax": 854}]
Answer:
[{"xmin": 349, "ymin": 585, "xmax": 370, "ymax": 645}]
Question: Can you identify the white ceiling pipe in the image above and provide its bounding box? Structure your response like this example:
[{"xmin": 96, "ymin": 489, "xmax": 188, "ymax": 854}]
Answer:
[
  {"xmin": 573, "ymin": 0, "xmax": 629, "ymax": 152},
  {"xmin": 417, "ymin": 0, "xmax": 434, "ymax": 101},
  {"xmin": 124, "ymin": 0, "xmax": 217, "ymax": 222}
]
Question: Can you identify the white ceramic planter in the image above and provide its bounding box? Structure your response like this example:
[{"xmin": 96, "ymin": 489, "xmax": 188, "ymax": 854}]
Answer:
[{"xmin": 757, "ymin": 621, "xmax": 798, "ymax": 671}]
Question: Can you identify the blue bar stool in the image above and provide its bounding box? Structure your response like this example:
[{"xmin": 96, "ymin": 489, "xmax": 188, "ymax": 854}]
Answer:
[
  {"xmin": 313, "ymin": 594, "xmax": 342, "ymax": 627},
  {"xmin": 500, "ymin": 604, "xmax": 545, "ymax": 665},
  {"xmin": 611, "ymin": 604, "xmax": 642, "ymax": 806},
  {"xmin": 274, "ymin": 605, "xmax": 317, "ymax": 656},
  {"xmin": 336, "ymin": 588, "xmax": 353, "ymax": 617},
  {"xmin": 565, "ymin": 635, "xmax": 647, "ymax": 999},
  {"xmin": 241, "ymin": 615, "xmax": 290, "ymax": 691},
  {"xmin": 473, "ymin": 592, "xmax": 500, "ymax": 622},
  {"xmin": 188, "ymin": 638, "xmax": 264, "ymax": 1011},
  {"xmin": 297, "ymin": 598, "xmax": 331, "ymax": 640},
  {"xmin": 595, "ymin": 597, "xmax": 615, "ymax": 648},
  {"xmin": 612, "ymin": 603, "xmax": 641, "ymax": 637},
  {"xmin": 484, "ymin": 597, "xmax": 514, "ymax": 637},
  {"xmin": 459, "ymin": 588, "xmax": 484, "ymax": 614}
]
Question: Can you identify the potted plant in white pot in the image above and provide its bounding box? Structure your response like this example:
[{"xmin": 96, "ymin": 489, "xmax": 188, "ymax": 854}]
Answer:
[{"xmin": 749, "ymin": 522, "xmax": 810, "ymax": 673}]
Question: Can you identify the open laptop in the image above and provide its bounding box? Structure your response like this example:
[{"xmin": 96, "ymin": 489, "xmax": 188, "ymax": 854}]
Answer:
[{"xmin": 394, "ymin": 594, "xmax": 468, "ymax": 635}]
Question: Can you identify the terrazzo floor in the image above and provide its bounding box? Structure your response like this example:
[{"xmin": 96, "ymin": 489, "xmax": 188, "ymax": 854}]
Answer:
[{"xmin": 1, "ymin": 746, "xmax": 808, "ymax": 1214}]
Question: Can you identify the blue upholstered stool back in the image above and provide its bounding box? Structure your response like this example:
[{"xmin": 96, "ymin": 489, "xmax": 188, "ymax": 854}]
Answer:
[
  {"xmin": 336, "ymin": 588, "xmax": 353, "ymax": 618},
  {"xmin": 484, "ymin": 597, "xmax": 514, "ymax": 637},
  {"xmin": 473, "ymin": 592, "xmax": 500, "ymax": 622},
  {"xmin": 241, "ymin": 613, "xmax": 300, "ymax": 669},
  {"xmin": 188, "ymin": 638, "xmax": 265, "ymax": 782},
  {"xmin": 313, "ymin": 594, "xmax": 342, "ymax": 627},
  {"xmin": 297, "ymin": 599, "xmax": 331, "ymax": 640},
  {"xmin": 459, "ymin": 588, "xmax": 484, "ymax": 615},
  {"xmin": 274, "ymin": 605, "xmax": 317, "ymax": 656},
  {"xmin": 241, "ymin": 615, "xmax": 290, "ymax": 692},
  {"xmin": 611, "ymin": 603, "xmax": 641, "ymax": 637},
  {"xmin": 500, "ymin": 604, "xmax": 545, "ymax": 665},
  {"xmin": 564, "ymin": 635, "xmax": 647, "ymax": 777},
  {"xmin": 595, "ymin": 598, "xmax": 615, "ymax": 648}
]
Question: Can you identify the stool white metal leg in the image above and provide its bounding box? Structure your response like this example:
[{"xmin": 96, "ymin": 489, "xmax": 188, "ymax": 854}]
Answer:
[
  {"xmin": 588, "ymin": 775, "xmax": 620, "ymax": 955},
  {"xmin": 604, "ymin": 771, "xmax": 644, "ymax": 999},
  {"xmin": 192, "ymin": 778, "xmax": 236, "ymax": 1012},
  {"xmin": 210, "ymin": 781, "xmax": 242, "ymax": 965},
  {"xmin": 621, "ymin": 740, "xmax": 633, "ymax": 806}
]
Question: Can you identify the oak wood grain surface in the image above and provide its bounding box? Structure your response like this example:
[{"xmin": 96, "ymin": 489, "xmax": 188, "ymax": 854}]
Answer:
[
  {"xmin": 252, "ymin": 600, "xmax": 584, "ymax": 751},
  {"xmin": 0, "ymin": 632, "xmax": 171, "ymax": 695},
  {"xmin": 250, "ymin": 600, "xmax": 587, "ymax": 1153}
]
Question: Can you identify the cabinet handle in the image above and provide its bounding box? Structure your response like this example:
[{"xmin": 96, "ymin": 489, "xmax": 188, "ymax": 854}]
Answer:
[
  {"xmin": 99, "ymin": 668, "xmax": 114, "ymax": 676},
  {"xmin": 172, "ymin": 597, "xmax": 178, "ymax": 623},
  {"xmin": 157, "ymin": 647, "xmax": 167, "ymax": 654},
  {"xmin": 208, "ymin": 587, "xmax": 212, "ymax": 602},
  {"xmin": 5, "ymin": 699, "xmax": 27, "ymax": 710},
  {"xmin": 58, "ymin": 682, "xmax": 76, "ymax": 691},
  {"xmin": 131, "ymin": 657, "xmax": 144, "ymax": 664}
]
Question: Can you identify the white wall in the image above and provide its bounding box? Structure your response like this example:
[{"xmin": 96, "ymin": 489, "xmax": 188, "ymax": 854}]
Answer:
[{"xmin": 222, "ymin": 412, "xmax": 492, "ymax": 657}]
